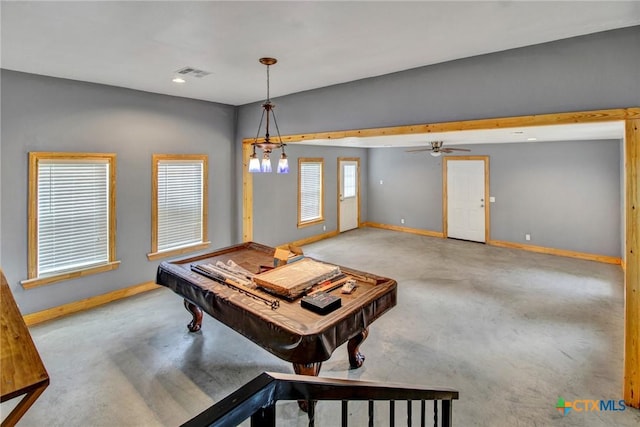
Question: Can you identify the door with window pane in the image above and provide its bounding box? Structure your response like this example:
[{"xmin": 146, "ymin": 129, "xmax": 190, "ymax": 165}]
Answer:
[{"xmin": 339, "ymin": 159, "xmax": 359, "ymax": 232}]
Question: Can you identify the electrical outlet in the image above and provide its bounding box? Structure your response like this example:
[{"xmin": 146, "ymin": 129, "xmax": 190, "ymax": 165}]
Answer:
[
  {"xmin": 401, "ymin": 218, "xmax": 405, "ymax": 224},
  {"xmin": 380, "ymin": 180, "xmax": 383, "ymax": 185},
  {"xmin": 525, "ymin": 234, "xmax": 531, "ymax": 241},
  {"xmin": 323, "ymin": 225, "xmax": 326, "ymax": 231}
]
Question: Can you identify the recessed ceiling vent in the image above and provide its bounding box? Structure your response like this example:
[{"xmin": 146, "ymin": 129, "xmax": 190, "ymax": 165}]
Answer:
[{"xmin": 175, "ymin": 66, "xmax": 211, "ymax": 78}]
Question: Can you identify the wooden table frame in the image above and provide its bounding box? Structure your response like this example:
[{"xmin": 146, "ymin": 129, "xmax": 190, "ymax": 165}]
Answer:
[{"xmin": 1, "ymin": 270, "xmax": 49, "ymax": 427}]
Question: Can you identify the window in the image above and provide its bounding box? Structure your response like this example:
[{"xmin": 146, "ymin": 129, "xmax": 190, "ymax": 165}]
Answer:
[
  {"xmin": 148, "ymin": 154, "xmax": 209, "ymax": 260},
  {"xmin": 24, "ymin": 152, "xmax": 119, "ymax": 288},
  {"xmin": 298, "ymin": 158, "xmax": 324, "ymax": 227},
  {"xmin": 343, "ymin": 163, "xmax": 357, "ymax": 198}
]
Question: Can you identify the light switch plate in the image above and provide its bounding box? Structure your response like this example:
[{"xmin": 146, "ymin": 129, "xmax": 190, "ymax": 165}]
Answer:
[{"xmin": 489, "ymin": 197, "xmax": 496, "ymax": 203}]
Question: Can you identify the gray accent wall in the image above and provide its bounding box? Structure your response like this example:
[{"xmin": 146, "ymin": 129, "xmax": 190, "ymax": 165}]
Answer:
[
  {"xmin": 1, "ymin": 70, "xmax": 236, "ymax": 314},
  {"xmin": 488, "ymin": 140, "xmax": 622, "ymax": 256},
  {"xmin": 237, "ymin": 26, "xmax": 638, "ymax": 256},
  {"xmin": 368, "ymin": 139, "xmax": 622, "ymax": 257},
  {"xmin": 367, "ymin": 147, "xmax": 443, "ymax": 232}
]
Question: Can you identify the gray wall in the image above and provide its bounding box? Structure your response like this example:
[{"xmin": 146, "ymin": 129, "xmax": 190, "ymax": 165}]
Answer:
[
  {"xmin": 237, "ymin": 26, "xmax": 638, "ymax": 255},
  {"xmin": 252, "ymin": 144, "xmax": 368, "ymax": 246},
  {"xmin": 367, "ymin": 147, "xmax": 443, "ymax": 231},
  {"xmin": 488, "ymin": 140, "xmax": 621, "ymax": 256},
  {"xmin": 368, "ymin": 140, "xmax": 622, "ymax": 257},
  {"xmin": 1, "ymin": 70, "xmax": 236, "ymax": 314}
]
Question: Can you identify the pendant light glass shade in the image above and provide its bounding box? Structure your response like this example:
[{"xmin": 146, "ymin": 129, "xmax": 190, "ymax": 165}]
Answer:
[
  {"xmin": 277, "ymin": 153, "xmax": 289, "ymax": 174},
  {"xmin": 260, "ymin": 153, "xmax": 272, "ymax": 173},
  {"xmin": 248, "ymin": 152, "xmax": 261, "ymax": 173}
]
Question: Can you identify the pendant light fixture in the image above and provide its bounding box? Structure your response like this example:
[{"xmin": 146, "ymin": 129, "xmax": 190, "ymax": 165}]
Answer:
[{"xmin": 248, "ymin": 57, "xmax": 288, "ymax": 174}]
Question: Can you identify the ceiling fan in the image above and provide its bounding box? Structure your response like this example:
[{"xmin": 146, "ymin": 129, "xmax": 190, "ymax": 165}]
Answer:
[{"xmin": 406, "ymin": 141, "xmax": 471, "ymax": 157}]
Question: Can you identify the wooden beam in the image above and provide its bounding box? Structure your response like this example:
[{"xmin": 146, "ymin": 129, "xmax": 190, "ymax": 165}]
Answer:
[
  {"xmin": 242, "ymin": 142, "xmax": 253, "ymax": 242},
  {"xmin": 243, "ymin": 108, "xmax": 639, "ymax": 145},
  {"xmin": 624, "ymin": 118, "xmax": 640, "ymax": 408}
]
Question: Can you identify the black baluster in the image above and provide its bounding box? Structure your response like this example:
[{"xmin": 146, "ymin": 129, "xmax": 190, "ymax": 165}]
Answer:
[
  {"xmin": 407, "ymin": 400, "xmax": 412, "ymax": 426},
  {"xmin": 369, "ymin": 400, "xmax": 374, "ymax": 427},
  {"xmin": 250, "ymin": 404, "xmax": 275, "ymax": 427},
  {"xmin": 390, "ymin": 400, "xmax": 395, "ymax": 427},
  {"xmin": 433, "ymin": 400, "xmax": 438, "ymax": 427},
  {"xmin": 442, "ymin": 400, "xmax": 452, "ymax": 427},
  {"xmin": 420, "ymin": 400, "xmax": 425, "ymax": 427},
  {"xmin": 342, "ymin": 401, "xmax": 348, "ymax": 427}
]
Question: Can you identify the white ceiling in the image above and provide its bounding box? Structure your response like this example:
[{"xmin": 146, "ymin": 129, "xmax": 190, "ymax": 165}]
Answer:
[
  {"xmin": 2, "ymin": 1, "xmax": 639, "ymax": 106},
  {"xmin": 1, "ymin": 1, "xmax": 636, "ymax": 147}
]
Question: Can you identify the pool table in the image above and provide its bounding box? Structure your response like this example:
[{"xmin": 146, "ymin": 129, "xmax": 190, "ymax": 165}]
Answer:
[{"xmin": 155, "ymin": 242, "xmax": 397, "ymax": 376}]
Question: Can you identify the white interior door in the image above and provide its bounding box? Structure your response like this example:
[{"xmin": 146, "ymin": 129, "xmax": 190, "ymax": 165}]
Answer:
[
  {"xmin": 339, "ymin": 160, "xmax": 359, "ymax": 232},
  {"xmin": 447, "ymin": 160, "xmax": 486, "ymax": 242}
]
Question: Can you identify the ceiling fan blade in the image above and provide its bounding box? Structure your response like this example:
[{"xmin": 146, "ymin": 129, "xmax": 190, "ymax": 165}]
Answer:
[
  {"xmin": 405, "ymin": 148, "xmax": 433, "ymax": 152},
  {"xmin": 441, "ymin": 148, "xmax": 471, "ymax": 153}
]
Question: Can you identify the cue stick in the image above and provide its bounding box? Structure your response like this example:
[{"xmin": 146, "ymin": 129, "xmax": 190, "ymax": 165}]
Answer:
[{"xmin": 191, "ymin": 264, "xmax": 280, "ymax": 309}]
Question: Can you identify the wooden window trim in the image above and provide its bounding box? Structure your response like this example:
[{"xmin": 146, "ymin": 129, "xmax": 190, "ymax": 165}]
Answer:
[
  {"xmin": 147, "ymin": 154, "xmax": 209, "ymax": 261},
  {"xmin": 23, "ymin": 152, "xmax": 118, "ymax": 289},
  {"xmin": 297, "ymin": 158, "xmax": 325, "ymax": 228}
]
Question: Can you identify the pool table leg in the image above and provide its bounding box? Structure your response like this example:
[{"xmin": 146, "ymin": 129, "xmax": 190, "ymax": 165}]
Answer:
[
  {"xmin": 183, "ymin": 299, "xmax": 203, "ymax": 332},
  {"xmin": 293, "ymin": 362, "xmax": 322, "ymax": 412},
  {"xmin": 293, "ymin": 361, "xmax": 322, "ymax": 376},
  {"xmin": 348, "ymin": 328, "xmax": 369, "ymax": 369}
]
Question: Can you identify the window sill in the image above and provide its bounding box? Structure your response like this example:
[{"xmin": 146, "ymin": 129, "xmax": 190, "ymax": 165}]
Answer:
[
  {"xmin": 297, "ymin": 219, "xmax": 325, "ymax": 229},
  {"xmin": 147, "ymin": 241, "xmax": 211, "ymax": 261},
  {"xmin": 21, "ymin": 261, "xmax": 121, "ymax": 289}
]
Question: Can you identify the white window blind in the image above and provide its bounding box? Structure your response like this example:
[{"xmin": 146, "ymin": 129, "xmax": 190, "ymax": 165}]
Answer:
[
  {"xmin": 37, "ymin": 160, "xmax": 109, "ymax": 276},
  {"xmin": 300, "ymin": 161, "xmax": 323, "ymax": 223},
  {"xmin": 157, "ymin": 160, "xmax": 204, "ymax": 252},
  {"xmin": 343, "ymin": 164, "xmax": 357, "ymax": 198}
]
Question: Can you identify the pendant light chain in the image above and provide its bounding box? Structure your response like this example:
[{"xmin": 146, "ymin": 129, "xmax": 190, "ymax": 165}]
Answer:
[{"xmin": 266, "ymin": 63, "xmax": 270, "ymax": 102}]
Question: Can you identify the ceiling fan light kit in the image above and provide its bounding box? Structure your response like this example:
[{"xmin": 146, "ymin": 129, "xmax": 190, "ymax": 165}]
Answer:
[{"xmin": 406, "ymin": 140, "xmax": 471, "ymax": 156}]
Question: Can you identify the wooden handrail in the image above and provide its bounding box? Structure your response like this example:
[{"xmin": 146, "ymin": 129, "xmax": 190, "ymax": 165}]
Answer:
[{"xmin": 182, "ymin": 372, "xmax": 459, "ymax": 427}]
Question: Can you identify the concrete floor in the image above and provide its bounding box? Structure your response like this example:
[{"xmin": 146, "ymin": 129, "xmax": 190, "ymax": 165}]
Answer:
[{"xmin": 3, "ymin": 228, "xmax": 639, "ymax": 426}]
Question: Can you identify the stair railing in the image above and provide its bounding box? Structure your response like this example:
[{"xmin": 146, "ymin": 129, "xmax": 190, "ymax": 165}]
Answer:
[{"xmin": 181, "ymin": 371, "xmax": 459, "ymax": 427}]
